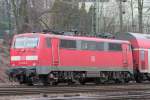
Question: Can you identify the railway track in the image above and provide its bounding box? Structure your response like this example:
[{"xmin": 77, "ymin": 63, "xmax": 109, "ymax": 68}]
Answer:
[
  {"xmin": 0, "ymin": 82, "xmax": 148, "ymax": 88},
  {"xmin": 0, "ymin": 83, "xmax": 150, "ymax": 96},
  {"xmin": 0, "ymin": 83, "xmax": 150, "ymax": 100}
]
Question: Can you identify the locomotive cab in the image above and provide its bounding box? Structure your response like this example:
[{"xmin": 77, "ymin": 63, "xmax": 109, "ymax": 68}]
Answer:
[
  {"xmin": 9, "ymin": 33, "xmax": 57, "ymax": 85},
  {"xmin": 10, "ymin": 33, "xmax": 39, "ymax": 67},
  {"xmin": 10, "ymin": 33, "xmax": 43, "ymax": 85}
]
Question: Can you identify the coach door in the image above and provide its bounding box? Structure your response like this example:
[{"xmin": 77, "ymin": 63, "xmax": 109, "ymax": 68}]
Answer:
[
  {"xmin": 148, "ymin": 49, "xmax": 150, "ymax": 73},
  {"xmin": 51, "ymin": 38, "xmax": 59, "ymax": 66},
  {"xmin": 122, "ymin": 44, "xmax": 128, "ymax": 67}
]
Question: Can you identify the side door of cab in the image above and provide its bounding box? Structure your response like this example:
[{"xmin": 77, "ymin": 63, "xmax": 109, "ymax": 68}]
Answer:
[
  {"xmin": 122, "ymin": 44, "xmax": 128, "ymax": 67},
  {"xmin": 51, "ymin": 38, "xmax": 60, "ymax": 66}
]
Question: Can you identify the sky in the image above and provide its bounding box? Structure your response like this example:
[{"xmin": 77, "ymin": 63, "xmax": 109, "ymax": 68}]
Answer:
[{"xmin": 79, "ymin": 2, "xmax": 93, "ymax": 12}]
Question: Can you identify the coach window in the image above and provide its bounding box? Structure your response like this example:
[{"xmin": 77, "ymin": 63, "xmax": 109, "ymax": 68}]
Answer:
[
  {"xmin": 96, "ymin": 42, "xmax": 105, "ymax": 51},
  {"xmin": 60, "ymin": 39, "xmax": 76, "ymax": 49},
  {"xmin": 108, "ymin": 43, "xmax": 122, "ymax": 51},
  {"xmin": 46, "ymin": 38, "xmax": 51, "ymax": 48},
  {"xmin": 141, "ymin": 50, "xmax": 145, "ymax": 61}
]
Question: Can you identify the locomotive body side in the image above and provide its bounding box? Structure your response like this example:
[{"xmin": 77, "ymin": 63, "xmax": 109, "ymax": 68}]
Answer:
[
  {"xmin": 57, "ymin": 36, "xmax": 133, "ymax": 72},
  {"xmin": 9, "ymin": 33, "xmax": 133, "ymax": 85}
]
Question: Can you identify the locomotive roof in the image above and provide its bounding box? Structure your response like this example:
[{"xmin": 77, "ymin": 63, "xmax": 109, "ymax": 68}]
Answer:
[{"xmin": 15, "ymin": 33, "xmax": 130, "ymax": 44}]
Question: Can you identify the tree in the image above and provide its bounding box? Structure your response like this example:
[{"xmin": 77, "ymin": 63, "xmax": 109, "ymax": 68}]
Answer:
[
  {"xmin": 87, "ymin": 5, "xmax": 94, "ymax": 34},
  {"xmin": 9, "ymin": 0, "xmax": 31, "ymax": 33},
  {"xmin": 49, "ymin": 0, "xmax": 82, "ymax": 32},
  {"xmin": 79, "ymin": 2, "xmax": 87, "ymax": 32},
  {"xmin": 130, "ymin": 0, "xmax": 135, "ymax": 32},
  {"xmin": 138, "ymin": 0, "xmax": 144, "ymax": 33},
  {"xmin": 4, "ymin": 0, "xmax": 55, "ymax": 34}
]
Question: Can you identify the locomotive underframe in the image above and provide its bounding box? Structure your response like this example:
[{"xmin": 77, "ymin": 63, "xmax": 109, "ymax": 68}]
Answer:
[{"xmin": 7, "ymin": 66, "xmax": 133, "ymax": 85}]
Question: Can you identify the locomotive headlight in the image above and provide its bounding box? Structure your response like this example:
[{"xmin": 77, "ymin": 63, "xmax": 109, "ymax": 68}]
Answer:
[
  {"xmin": 26, "ymin": 56, "xmax": 38, "ymax": 60},
  {"xmin": 11, "ymin": 56, "xmax": 21, "ymax": 61},
  {"xmin": 12, "ymin": 64, "xmax": 15, "ymax": 66}
]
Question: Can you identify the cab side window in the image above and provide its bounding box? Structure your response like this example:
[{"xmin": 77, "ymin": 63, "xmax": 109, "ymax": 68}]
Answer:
[{"xmin": 60, "ymin": 39, "xmax": 76, "ymax": 49}]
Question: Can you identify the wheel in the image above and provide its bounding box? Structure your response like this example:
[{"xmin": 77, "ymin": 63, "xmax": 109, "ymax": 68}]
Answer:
[
  {"xmin": 145, "ymin": 74, "xmax": 150, "ymax": 81},
  {"xmin": 41, "ymin": 79, "xmax": 50, "ymax": 86},
  {"xmin": 43, "ymin": 81, "xmax": 50, "ymax": 86},
  {"xmin": 26, "ymin": 78, "xmax": 34, "ymax": 86},
  {"xmin": 134, "ymin": 69, "xmax": 142, "ymax": 83},
  {"xmin": 26, "ymin": 82, "xmax": 33, "ymax": 86},
  {"xmin": 79, "ymin": 80, "xmax": 86, "ymax": 85},
  {"xmin": 135, "ymin": 76, "xmax": 142, "ymax": 83},
  {"xmin": 124, "ymin": 79, "xmax": 129, "ymax": 83},
  {"xmin": 114, "ymin": 79, "xmax": 122, "ymax": 84},
  {"xmin": 68, "ymin": 81, "xmax": 75, "ymax": 85},
  {"xmin": 94, "ymin": 78, "xmax": 101, "ymax": 85},
  {"xmin": 51, "ymin": 82, "xmax": 58, "ymax": 86},
  {"xmin": 18, "ymin": 75, "xmax": 26, "ymax": 84},
  {"xmin": 80, "ymin": 82, "xmax": 85, "ymax": 85}
]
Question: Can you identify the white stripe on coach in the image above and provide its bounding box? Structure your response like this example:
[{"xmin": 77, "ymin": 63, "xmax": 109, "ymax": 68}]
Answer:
[
  {"xmin": 133, "ymin": 48, "xmax": 149, "ymax": 51},
  {"xmin": 26, "ymin": 56, "xmax": 38, "ymax": 60},
  {"xmin": 11, "ymin": 56, "xmax": 21, "ymax": 61}
]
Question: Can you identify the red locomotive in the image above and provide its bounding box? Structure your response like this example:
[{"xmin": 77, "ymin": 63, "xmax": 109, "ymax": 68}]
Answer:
[{"xmin": 8, "ymin": 32, "xmax": 150, "ymax": 85}]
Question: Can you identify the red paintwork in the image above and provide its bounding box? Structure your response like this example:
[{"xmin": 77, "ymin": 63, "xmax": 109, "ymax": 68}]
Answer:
[
  {"xmin": 10, "ymin": 33, "xmax": 133, "ymax": 71},
  {"xmin": 129, "ymin": 37, "xmax": 150, "ymax": 73}
]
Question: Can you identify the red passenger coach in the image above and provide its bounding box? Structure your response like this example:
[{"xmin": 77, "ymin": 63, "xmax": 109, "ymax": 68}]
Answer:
[
  {"xmin": 9, "ymin": 33, "xmax": 133, "ymax": 85},
  {"xmin": 118, "ymin": 32, "xmax": 150, "ymax": 82}
]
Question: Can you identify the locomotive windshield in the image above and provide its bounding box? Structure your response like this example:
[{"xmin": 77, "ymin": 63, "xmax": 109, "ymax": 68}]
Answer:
[{"xmin": 14, "ymin": 37, "xmax": 39, "ymax": 48}]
